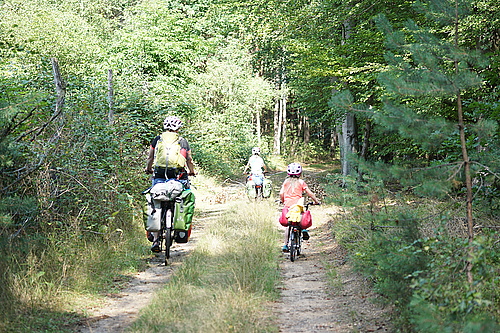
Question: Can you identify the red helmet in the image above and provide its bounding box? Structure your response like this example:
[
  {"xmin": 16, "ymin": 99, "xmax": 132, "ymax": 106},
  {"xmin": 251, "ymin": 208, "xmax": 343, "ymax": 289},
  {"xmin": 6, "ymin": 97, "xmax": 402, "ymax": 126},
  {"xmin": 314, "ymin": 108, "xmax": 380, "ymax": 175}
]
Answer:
[{"xmin": 287, "ymin": 163, "xmax": 302, "ymax": 176}]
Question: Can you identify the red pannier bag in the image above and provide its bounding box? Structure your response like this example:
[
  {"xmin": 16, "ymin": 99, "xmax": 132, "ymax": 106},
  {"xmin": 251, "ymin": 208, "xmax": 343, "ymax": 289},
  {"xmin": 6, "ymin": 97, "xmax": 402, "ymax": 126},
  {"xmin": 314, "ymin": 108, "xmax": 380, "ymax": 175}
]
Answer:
[
  {"xmin": 279, "ymin": 207, "xmax": 289, "ymax": 226},
  {"xmin": 300, "ymin": 210, "xmax": 312, "ymax": 229},
  {"xmin": 279, "ymin": 207, "xmax": 312, "ymax": 229}
]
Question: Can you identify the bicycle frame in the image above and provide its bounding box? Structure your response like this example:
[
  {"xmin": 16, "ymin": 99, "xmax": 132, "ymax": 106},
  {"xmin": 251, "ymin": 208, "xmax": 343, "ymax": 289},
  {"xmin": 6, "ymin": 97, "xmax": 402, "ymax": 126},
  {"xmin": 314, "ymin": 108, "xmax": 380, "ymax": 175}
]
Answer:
[
  {"xmin": 286, "ymin": 202, "xmax": 316, "ymax": 262},
  {"xmin": 287, "ymin": 224, "xmax": 302, "ymax": 262}
]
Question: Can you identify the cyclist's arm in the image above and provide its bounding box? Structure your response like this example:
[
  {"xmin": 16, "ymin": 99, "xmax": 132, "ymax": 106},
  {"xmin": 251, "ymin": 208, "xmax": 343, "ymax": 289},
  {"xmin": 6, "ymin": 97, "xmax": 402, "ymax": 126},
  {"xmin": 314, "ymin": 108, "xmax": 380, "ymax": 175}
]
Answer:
[
  {"xmin": 145, "ymin": 147, "xmax": 154, "ymax": 174},
  {"xmin": 186, "ymin": 150, "xmax": 196, "ymax": 175},
  {"xmin": 305, "ymin": 187, "xmax": 320, "ymax": 205}
]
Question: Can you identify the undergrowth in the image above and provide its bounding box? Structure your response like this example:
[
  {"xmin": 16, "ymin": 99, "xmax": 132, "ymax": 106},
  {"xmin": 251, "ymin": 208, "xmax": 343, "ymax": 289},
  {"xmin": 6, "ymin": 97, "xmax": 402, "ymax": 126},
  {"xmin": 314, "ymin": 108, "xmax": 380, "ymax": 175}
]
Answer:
[
  {"xmin": 0, "ymin": 214, "xmax": 150, "ymax": 332},
  {"xmin": 324, "ymin": 174, "xmax": 500, "ymax": 332}
]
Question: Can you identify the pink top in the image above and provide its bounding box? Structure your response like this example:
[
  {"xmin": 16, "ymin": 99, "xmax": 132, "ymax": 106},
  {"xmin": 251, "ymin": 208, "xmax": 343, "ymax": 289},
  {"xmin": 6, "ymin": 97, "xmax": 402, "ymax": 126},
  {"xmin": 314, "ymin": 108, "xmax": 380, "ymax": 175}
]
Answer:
[{"xmin": 280, "ymin": 178, "xmax": 308, "ymax": 208}]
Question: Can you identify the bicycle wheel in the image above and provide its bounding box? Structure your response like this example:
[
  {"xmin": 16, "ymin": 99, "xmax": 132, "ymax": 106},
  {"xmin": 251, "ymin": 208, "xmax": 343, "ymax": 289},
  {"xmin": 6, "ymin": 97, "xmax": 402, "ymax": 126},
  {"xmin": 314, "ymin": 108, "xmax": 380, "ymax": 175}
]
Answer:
[
  {"xmin": 296, "ymin": 231, "xmax": 301, "ymax": 256},
  {"xmin": 164, "ymin": 208, "xmax": 173, "ymax": 264},
  {"xmin": 289, "ymin": 228, "xmax": 297, "ymax": 262}
]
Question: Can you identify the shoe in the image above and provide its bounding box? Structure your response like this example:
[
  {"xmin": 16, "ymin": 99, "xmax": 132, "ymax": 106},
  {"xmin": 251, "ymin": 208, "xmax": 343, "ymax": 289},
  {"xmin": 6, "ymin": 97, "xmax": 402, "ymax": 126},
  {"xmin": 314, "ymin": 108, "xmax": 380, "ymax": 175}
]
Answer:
[
  {"xmin": 302, "ymin": 230, "xmax": 310, "ymax": 240},
  {"xmin": 151, "ymin": 241, "xmax": 160, "ymax": 253},
  {"xmin": 146, "ymin": 231, "xmax": 154, "ymax": 242},
  {"xmin": 282, "ymin": 245, "xmax": 289, "ymax": 253}
]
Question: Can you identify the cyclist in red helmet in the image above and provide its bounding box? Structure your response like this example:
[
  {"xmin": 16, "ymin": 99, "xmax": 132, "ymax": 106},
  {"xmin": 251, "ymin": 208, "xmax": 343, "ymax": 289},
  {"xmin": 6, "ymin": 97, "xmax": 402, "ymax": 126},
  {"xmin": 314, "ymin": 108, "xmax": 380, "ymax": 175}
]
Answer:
[{"xmin": 279, "ymin": 163, "xmax": 319, "ymax": 252}]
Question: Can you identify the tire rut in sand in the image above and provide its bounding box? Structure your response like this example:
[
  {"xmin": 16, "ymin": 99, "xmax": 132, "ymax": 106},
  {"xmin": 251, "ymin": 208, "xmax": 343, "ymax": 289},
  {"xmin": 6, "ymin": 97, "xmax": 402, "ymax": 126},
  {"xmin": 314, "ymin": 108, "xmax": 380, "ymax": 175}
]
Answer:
[
  {"xmin": 275, "ymin": 206, "xmax": 393, "ymax": 333},
  {"xmin": 76, "ymin": 202, "xmax": 226, "ymax": 333}
]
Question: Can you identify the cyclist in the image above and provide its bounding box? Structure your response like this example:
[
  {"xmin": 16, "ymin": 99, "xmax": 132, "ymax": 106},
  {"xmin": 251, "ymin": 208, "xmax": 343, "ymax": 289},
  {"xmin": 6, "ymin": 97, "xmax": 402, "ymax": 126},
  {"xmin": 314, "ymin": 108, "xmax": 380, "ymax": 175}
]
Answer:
[
  {"xmin": 145, "ymin": 115, "xmax": 195, "ymax": 252},
  {"xmin": 279, "ymin": 162, "xmax": 319, "ymax": 252},
  {"xmin": 243, "ymin": 147, "xmax": 267, "ymax": 177}
]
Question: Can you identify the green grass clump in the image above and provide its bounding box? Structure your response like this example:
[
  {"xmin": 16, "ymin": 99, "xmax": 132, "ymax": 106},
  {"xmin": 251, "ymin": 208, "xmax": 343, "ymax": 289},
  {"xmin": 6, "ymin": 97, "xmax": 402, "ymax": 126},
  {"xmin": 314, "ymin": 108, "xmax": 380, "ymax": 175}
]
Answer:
[
  {"xmin": 0, "ymin": 222, "xmax": 150, "ymax": 332},
  {"xmin": 128, "ymin": 201, "xmax": 281, "ymax": 333}
]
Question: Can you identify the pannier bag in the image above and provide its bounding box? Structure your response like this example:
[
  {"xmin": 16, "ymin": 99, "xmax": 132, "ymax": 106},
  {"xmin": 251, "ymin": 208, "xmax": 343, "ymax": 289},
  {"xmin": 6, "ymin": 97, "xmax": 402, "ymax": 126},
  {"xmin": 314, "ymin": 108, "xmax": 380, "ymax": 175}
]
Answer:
[
  {"xmin": 246, "ymin": 179, "xmax": 256, "ymax": 198},
  {"xmin": 150, "ymin": 179, "xmax": 183, "ymax": 201},
  {"xmin": 263, "ymin": 178, "xmax": 272, "ymax": 198},
  {"xmin": 279, "ymin": 203, "xmax": 312, "ymax": 230},
  {"xmin": 173, "ymin": 189, "xmax": 195, "ymax": 243},
  {"xmin": 145, "ymin": 193, "xmax": 162, "ymax": 232}
]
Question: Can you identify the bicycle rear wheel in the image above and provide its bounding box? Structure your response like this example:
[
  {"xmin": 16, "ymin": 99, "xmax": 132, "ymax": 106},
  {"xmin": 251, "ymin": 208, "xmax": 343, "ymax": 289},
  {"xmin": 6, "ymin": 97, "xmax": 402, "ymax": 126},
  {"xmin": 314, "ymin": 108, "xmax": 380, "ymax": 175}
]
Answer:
[
  {"xmin": 289, "ymin": 228, "xmax": 297, "ymax": 262},
  {"xmin": 164, "ymin": 208, "xmax": 173, "ymax": 265}
]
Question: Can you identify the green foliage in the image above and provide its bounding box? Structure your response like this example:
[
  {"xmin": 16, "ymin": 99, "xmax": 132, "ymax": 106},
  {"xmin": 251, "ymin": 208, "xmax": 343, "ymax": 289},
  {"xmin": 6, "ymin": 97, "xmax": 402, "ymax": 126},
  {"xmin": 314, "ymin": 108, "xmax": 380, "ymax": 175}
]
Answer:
[
  {"xmin": 327, "ymin": 176, "xmax": 500, "ymax": 331},
  {"xmin": 407, "ymin": 230, "xmax": 500, "ymax": 332}
]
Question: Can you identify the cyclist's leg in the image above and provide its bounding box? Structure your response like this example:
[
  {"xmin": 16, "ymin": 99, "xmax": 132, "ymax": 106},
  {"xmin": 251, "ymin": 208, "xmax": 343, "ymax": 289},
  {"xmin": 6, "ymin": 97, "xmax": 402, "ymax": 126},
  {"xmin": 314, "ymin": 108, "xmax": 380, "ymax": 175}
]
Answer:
[
  {"xmin": 282, "ymin": 227, "xmax": 290, "ymax": 252},
  {"xmin": 151, "ymin": 231, "xmax": 160, "ymax": 252}
]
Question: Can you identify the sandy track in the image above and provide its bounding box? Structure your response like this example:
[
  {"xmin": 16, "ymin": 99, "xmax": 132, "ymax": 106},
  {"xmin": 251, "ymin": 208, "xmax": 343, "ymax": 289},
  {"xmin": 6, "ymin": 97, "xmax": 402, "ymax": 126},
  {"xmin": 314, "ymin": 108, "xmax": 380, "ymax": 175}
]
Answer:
[{"xmin": 275, "ymin": 203, "xmax": 393, "ymax": 332}]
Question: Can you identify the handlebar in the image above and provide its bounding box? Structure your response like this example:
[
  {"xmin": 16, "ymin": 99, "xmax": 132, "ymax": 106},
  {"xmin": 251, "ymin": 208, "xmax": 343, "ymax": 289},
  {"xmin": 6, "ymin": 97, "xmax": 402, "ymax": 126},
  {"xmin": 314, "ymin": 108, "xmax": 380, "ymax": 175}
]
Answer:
[{"xmin": 305, "ymin": 202, "xmax": 321, "ymax": 210}]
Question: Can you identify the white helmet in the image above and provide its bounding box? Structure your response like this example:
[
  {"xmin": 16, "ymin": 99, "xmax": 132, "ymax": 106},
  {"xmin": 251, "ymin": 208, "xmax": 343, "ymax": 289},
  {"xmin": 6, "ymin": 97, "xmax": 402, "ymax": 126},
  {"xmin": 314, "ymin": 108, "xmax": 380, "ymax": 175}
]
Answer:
[
  {"xmin": 287, "ymin": 163, "xmax": 302, "ymax": 176},
  {"xmin": 163, "ymin": 116, "xmax": 183, "ymax": 131},
  {"xmin": 252, "ymin": 147, "xmax": 260, "ymax": 155}
]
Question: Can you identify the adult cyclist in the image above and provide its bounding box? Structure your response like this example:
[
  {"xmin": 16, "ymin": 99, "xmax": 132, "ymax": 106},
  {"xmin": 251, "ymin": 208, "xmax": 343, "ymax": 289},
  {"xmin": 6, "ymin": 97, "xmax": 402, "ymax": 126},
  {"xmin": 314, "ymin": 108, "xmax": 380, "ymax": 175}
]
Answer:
[
  {"xmin": 243, "ymin": 147, "xmax": 267, "ymax": 180},
  {"xmin": 144, "ymin": 115, "xmax": 195, "ymax": 252}
]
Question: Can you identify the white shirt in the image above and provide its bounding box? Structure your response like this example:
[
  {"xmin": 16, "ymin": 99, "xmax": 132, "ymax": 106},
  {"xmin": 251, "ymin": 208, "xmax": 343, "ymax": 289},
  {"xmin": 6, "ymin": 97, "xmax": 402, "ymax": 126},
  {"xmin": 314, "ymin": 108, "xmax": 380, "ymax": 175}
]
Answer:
[{"xmin": 247, "ymin": 155, "xmax": 265, "ymax": 175}]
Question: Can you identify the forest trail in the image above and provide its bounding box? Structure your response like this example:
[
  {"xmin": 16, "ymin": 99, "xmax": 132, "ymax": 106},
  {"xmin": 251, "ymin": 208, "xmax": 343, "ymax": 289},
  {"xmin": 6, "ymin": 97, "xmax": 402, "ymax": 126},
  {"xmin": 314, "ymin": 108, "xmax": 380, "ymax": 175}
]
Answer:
[
  {"xmin": 78, "ymin": 168, "xmax": 393, "ymax": 332},
  {"xmin": 274, "ymin": 204, "xmax": 393, "ymax": 332},
  {"xmin": 271, "ymin": 168, "xmax": 393, "ymax": 332},
  {"xmin": 77, "ymin": 192, "xmax": 227, "ymax": 333}
]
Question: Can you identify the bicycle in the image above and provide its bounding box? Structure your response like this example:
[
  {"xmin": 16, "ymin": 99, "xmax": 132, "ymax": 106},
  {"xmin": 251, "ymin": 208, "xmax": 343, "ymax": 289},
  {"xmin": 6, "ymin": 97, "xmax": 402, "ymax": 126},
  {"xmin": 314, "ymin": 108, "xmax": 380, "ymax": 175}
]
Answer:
[
  {"xmin": 143, "ymin": 180, "xmax": 184, "ymax": 265},
  {"xmin": 246, "ymin": 172, "xmax": 272, "ymax": 201},
  {"xmin": 286, "ymin": 202, "xmax": 317, "ymax": 262}
]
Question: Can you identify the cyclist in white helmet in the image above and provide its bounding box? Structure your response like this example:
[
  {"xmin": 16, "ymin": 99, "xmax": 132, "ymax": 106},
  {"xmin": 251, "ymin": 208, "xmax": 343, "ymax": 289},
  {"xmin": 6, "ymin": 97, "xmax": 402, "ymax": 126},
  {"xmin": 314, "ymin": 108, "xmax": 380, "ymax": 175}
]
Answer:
[
  {"xmin": 145, "ymin": 115, "xmax": 195, "ymax": 181},
  {"xmin": 145, "ymin": 115, "xmax": 196, "ymax": 252},
  {"xmin": 243, "ymin": 147, "xmax": 267, "ymax": 175},
  {"xmin": 279, "ymin": 162, "xmax": 319, "ymax": 252}
]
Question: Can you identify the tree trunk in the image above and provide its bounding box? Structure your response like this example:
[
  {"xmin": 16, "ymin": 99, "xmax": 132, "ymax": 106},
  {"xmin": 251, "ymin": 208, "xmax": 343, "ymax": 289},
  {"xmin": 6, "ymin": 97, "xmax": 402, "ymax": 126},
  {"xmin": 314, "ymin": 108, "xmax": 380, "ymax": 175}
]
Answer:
[
  {"xmin": 360, "ymin": 119, "xmax": 371, "ymax": 160},
  {"xmin": 303, "ymin": 116, "xmax": 310, "ymax": 144},
  {"xmin": 341, "ymin": 112, "xmax": 357, "ymax": 180},
  {"xmin": 452, "ymin": 0, "xmax": 474, "ymax": 285},
  {"xmin": 51, "ymin": 58, "xmax": 66, "ymax": 120},
  {"xmin": 339, "ymin": 19, "xmax": 357, "ymax": 179},
  {"xmin": 256, "ymin": 108, "xmax": 262, "ymax": 147},
  {"xmin": 281, "ymin": 87, "xmax": 287, "ymax": 149},
  {"xmin": 274, "ymin": 97, "xmax": 281, "ymax": 154}
]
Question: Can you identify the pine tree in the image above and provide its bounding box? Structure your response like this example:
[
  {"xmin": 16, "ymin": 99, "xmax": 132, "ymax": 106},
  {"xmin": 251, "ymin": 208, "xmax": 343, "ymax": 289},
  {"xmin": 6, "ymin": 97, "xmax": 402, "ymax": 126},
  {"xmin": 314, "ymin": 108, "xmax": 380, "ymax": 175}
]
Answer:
[{"xmin": 374, "ymin": 0, "xmax": 494, "ymax": 285}]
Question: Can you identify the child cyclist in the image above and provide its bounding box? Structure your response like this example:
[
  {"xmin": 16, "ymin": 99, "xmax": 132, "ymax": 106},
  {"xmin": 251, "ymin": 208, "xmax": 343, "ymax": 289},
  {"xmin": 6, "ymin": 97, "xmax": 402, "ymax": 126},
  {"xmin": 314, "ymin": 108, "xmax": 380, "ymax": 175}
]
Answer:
[{"xmin": 279, "ymin": 162, "xmax": 320, "ymax": 252}]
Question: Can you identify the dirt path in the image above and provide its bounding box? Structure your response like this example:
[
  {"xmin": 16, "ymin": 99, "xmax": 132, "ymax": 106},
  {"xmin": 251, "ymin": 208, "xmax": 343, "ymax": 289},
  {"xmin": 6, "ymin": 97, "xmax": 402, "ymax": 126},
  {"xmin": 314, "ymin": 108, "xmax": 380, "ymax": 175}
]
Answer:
[
  {"xmin": 77, "ymin": 171, "xmax": 393, "ymax": 332},
  {"xmin": 273, "ymin": 168, "xmax": 393, "ymax": 332},
  {"xmin": 275, "ymin": 207, "xmax": 393, "ymax": 332},
  {"xmin": 77, "ymin": 190, "xmax": 225, "ymax": 333},
  {"xmin": 77, "ymin": 233, "xmax": 195, "ymax": 333}
]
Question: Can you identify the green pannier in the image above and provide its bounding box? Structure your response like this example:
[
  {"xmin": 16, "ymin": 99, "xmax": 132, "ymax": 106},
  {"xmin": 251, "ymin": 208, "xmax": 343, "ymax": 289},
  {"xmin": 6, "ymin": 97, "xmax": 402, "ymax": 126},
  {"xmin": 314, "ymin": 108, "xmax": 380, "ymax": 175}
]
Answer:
[{"xmin": 173, "ymin": 189, "xmax": 195, "ymax": 243}]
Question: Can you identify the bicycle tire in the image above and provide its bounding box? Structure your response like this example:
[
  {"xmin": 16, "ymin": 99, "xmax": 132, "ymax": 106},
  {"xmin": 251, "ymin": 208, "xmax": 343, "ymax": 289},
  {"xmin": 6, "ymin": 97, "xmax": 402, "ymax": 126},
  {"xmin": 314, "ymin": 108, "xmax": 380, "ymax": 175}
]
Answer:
[
  {"xmin": 164, "ymin": 208, "xmax": 173, "ymax": 263},
  {"xmin": 296, "ymin": 229, "xmax": 302, "ymax": 256},
  {"xmin": 289, "ymin": 228, "xmax": 297, "ymax": 262}
]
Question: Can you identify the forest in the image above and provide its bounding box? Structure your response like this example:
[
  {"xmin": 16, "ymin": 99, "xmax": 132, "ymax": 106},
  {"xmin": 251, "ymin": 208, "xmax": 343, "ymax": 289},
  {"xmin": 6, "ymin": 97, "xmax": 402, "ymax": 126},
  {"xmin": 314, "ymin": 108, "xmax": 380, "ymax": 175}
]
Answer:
[{"xmin": 0, "ymin": 0, "xmax": 499, "ymax": 331}]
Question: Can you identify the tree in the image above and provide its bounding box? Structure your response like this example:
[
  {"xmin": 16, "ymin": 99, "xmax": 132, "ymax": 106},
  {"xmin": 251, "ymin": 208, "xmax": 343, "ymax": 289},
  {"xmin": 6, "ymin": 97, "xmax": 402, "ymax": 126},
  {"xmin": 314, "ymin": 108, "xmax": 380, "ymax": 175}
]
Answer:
[{"xmin": 344, "ymin": 0, "xmax": 493, "ymax": 290}]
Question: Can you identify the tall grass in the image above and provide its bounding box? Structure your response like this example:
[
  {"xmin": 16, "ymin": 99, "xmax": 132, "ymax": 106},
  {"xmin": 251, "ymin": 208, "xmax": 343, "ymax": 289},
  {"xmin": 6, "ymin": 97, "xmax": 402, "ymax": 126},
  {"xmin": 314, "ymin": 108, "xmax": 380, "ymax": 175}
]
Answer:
[
  {"xmin": 0, "ymin": 217, "xmax": 150, "ymax": 332},
  {"xmin": 128, "ymin": 200, "xmax": 281, "ymax": 333}
]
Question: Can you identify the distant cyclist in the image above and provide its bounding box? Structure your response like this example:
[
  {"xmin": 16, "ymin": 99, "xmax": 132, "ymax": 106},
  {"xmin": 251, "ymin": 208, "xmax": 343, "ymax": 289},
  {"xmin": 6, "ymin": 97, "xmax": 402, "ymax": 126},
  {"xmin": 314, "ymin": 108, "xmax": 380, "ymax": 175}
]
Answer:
[
  {"xmin": 243, "ymin": 147, "xmax": 267, "ymax": 177},
  {"xmin": 144, "ymin": 115, "xmax": 195, "ymax": 252},
  {"xmin": 279, "ymin": 162, "xmax": 319, "ymax": 252}
]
